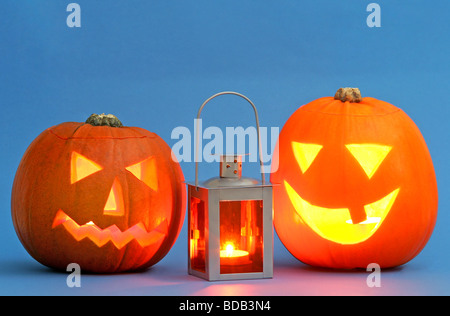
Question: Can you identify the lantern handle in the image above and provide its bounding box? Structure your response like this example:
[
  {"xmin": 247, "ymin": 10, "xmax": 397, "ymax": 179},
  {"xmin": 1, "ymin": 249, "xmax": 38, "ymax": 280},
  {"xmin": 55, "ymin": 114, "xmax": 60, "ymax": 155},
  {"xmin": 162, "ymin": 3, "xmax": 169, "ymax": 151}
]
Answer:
[{"xmin": 195, "ymin": 91, "xmax": 266, "ymax": 189}]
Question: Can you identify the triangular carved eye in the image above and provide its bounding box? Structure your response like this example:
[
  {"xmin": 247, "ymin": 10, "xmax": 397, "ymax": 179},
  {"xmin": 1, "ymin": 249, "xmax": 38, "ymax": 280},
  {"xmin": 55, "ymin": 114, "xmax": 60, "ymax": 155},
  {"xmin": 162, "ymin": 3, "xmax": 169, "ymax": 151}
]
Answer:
[
  {"xmin": 292, "ymin": 142, "xmax": 323, "ymax": 173},
  {"xmin": 71, "ymin": 152, "xmax": 103, "ymax": 184},
  {"xmin": 126, "ymin": 157, "xmax": 158, "ymax": 191},
  {"xmin": 346, "ymin": 144, "xmax": 392, "ymax": 179}
]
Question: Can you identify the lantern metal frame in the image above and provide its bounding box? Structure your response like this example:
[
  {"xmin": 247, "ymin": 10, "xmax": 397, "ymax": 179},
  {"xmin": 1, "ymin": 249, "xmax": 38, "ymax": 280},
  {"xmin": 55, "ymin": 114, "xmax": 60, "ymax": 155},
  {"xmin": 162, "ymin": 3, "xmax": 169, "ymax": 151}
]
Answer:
[{"xmin": 187, "ymin": 91, "xmax": 273, "ymax": 281}]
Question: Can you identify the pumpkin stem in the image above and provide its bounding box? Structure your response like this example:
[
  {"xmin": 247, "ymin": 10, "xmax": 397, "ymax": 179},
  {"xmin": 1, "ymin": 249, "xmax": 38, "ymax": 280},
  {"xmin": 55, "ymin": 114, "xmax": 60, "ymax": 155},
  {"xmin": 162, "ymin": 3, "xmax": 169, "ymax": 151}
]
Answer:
[
  {"xmin": 334, "ymin": 88, "xmax": 362, "ymax": 103},
  {"xmin": 85, "ymin": 113, "xmax": 123, "ymax": 127}
]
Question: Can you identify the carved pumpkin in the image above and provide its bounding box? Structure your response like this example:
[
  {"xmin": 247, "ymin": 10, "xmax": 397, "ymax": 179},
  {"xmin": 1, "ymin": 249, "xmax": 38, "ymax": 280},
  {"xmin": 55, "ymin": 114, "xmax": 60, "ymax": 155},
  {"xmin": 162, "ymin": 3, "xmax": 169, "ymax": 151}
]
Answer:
[
  {"xmin": 12, "ymin": 114, "xmax": 186, "ymax": 273},
  {"xmin": 271, "ymin": 88, "xmax": 438, "ymax": 268}
]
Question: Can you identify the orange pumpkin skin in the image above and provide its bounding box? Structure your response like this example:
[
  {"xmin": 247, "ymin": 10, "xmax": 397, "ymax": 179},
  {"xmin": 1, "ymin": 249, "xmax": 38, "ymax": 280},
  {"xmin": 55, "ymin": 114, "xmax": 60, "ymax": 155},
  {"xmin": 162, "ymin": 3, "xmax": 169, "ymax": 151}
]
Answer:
[
  {"xmin": 12, "ymin": 116, "xmax": 186, "ymax": 273},
  {"xmin": 271, "ymin": 89, "xmax": 438, "ymax": 269}
]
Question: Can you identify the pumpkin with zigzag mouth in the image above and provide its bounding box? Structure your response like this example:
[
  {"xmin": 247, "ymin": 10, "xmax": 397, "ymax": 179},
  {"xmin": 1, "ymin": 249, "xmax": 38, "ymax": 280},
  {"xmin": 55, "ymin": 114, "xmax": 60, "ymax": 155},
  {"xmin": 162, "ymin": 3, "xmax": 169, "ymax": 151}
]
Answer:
[{"xmin": 12, "ymin": 114, "xmax": 185, "ymax": 273}]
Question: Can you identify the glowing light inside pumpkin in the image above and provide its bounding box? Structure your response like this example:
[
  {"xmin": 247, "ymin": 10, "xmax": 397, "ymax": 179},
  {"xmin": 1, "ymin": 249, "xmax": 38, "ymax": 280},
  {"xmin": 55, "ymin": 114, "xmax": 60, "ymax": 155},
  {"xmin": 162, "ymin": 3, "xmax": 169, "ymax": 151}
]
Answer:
[
  {"xmin": 292, "ymin": 142, "xmax": 323, "ymax": 173},
  {"xmin": 71, "ymin": 152, "xmax": 103, "ymax": 184},
  {"xmin": 103, "ymin": 177, "xmax": 125, "ymax": 216},
  {"xmin": 52, "ymin": 209, "xmax": 168, "ymax": 249},
  {"xmin": 284, "ymin": 180, "xmax": 400, "ymax": 245},
  {"xmin": 345, "ymin": 144, "xmax": 392, "ymax": 179},
  {"xmin": 126, "ymin": 156, "xmax": 158, "ymax": 191}
]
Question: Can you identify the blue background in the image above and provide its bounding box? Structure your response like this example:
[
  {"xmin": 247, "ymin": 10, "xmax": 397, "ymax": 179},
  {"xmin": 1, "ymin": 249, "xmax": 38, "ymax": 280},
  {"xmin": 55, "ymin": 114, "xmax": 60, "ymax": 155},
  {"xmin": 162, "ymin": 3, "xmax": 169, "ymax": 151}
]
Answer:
[{"xmin": 1, "ymin": 0, "xmax": 449, "ymax": 295}]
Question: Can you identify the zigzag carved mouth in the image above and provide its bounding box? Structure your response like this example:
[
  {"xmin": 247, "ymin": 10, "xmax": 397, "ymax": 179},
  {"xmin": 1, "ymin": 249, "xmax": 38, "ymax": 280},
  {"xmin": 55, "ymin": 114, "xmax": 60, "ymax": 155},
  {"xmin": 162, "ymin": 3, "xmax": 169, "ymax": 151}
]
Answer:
[{"xmin": 52, "ymin": 210, "xmax": 167, "ymax": 249}]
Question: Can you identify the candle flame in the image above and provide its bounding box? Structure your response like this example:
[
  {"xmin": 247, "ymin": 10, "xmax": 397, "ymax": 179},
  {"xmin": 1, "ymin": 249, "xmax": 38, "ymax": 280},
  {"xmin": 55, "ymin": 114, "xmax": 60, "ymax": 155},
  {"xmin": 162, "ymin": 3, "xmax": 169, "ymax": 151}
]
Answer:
[{"xmin": 225, "ymin": 243, "xmax": 234, "ymax": 257}]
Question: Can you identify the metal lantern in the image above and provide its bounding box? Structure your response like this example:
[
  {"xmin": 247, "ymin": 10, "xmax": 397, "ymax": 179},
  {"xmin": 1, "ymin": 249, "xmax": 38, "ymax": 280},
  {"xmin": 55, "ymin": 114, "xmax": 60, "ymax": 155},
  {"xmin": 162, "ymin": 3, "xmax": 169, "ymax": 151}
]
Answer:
[{"xmin": 187, "ymin": 92, "xmax": 273, "ymax": 281}]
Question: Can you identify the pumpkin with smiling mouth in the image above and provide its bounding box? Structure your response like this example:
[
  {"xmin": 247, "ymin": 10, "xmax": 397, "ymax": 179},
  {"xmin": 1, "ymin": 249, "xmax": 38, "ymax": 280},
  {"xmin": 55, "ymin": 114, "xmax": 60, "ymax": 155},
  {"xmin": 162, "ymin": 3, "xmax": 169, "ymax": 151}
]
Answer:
[
  {"xmin": 11, "ymin": 114, "xmax": 185, "ymax": 273},
  {"xmin": 271, "ymin": 88, "xmax": 438, "ymax": 269}
]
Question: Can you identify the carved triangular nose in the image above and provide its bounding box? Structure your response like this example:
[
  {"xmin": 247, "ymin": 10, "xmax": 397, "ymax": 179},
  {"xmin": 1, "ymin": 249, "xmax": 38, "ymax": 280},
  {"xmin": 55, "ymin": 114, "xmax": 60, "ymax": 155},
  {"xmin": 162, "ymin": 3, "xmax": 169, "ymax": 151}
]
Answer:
[{"xmin": 104, "ymin": 177, "xmax": 125, "ymax": 216}]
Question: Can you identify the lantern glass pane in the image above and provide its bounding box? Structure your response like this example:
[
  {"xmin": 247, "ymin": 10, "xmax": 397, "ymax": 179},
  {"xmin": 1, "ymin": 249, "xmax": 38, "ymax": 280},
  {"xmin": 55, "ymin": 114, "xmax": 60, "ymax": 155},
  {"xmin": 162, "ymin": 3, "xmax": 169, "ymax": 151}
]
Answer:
[
  {"xmin": 219, "ymin": 200, "xmax": 264, "ymax": 274},
  {"xmin": 190, "ymin": 197, "xmax": 206, "ymax": 273}
]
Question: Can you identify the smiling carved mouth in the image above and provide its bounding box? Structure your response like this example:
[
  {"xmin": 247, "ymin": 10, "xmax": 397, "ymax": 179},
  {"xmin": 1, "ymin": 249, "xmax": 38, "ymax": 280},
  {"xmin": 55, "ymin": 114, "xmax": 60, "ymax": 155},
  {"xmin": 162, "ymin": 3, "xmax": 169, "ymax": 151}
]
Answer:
[
  {"xmin": 284, "ymin": 181, "xmax": 400, "ymax": 245},
  {"xmin": 52, "ymin": 210, "xmax": 167, "ymax": 249}
]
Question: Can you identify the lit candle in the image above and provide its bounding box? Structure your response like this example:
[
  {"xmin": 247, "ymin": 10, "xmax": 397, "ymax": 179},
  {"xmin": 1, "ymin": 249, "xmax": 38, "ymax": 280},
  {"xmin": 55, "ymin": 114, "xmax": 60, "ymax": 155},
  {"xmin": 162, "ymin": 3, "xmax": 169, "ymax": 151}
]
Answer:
[{"xmin": 220, "ymin": 243, "xmax": 250, "ymax": 266}]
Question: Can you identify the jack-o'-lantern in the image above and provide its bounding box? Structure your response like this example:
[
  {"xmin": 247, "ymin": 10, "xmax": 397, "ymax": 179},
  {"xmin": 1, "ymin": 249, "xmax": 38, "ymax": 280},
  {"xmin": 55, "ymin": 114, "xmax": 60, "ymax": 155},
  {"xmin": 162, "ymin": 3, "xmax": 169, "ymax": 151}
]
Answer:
[
  {"xmin": 11, "ymin": 114, "xmax": 186, "ymax": 273},
  {"xmin": 271, "ymin": 88, "xmax": 438, "ymax": 269}
]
